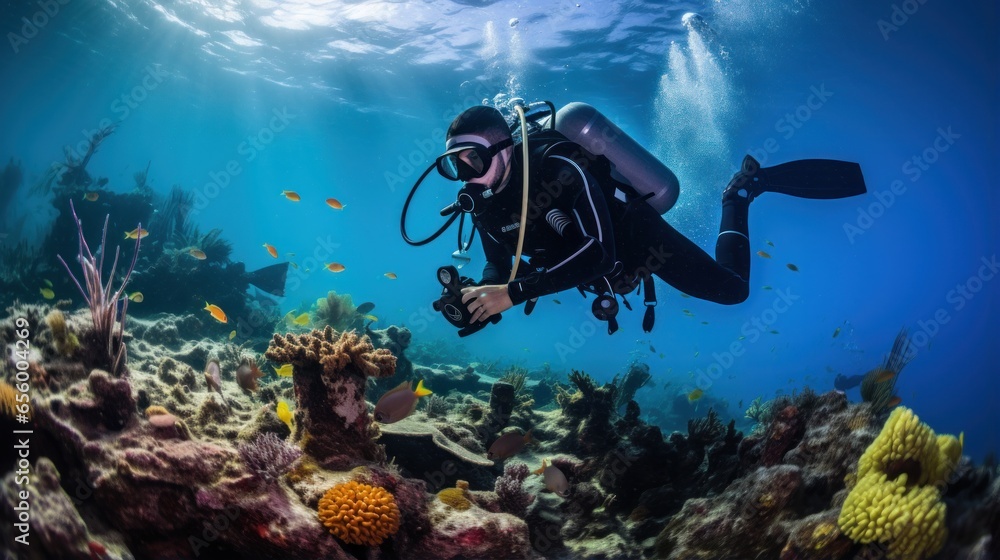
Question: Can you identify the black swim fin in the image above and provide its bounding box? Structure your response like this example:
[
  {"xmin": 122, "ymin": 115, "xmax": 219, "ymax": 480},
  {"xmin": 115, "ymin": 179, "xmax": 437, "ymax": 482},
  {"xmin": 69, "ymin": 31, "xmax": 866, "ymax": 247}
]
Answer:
[
  {"xmin": 730, "ymin": 155, "xmax": 867, "ymax": 201},
  {"xmin": 246, "ymin": 262, "xmax": 289, "ymax": 296}
]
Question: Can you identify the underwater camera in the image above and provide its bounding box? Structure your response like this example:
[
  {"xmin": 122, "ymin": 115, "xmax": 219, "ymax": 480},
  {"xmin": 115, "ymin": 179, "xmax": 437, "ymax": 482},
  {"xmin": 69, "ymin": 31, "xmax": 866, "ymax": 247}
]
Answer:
[{"xmin": 432, "ymin": 265, "xmax": 501, "ymax": 337}]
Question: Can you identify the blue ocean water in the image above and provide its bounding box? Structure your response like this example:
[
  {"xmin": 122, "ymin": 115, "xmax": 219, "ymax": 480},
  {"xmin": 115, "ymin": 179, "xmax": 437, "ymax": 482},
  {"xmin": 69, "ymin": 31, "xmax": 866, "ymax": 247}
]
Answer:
[{"xmin": 0, "ymin": 0, "xmax": 996, "ymax": 460}]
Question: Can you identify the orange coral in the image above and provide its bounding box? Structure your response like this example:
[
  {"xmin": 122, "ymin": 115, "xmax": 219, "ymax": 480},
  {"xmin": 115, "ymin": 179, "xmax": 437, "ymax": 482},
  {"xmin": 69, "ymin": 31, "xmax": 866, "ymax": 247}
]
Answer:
[
  {"xmin": 265, "ymin": 326, "xmax": 395, "ymax": 379},
  {"xmin": 318, "ymin": 481, "xmax": 400, "ymax": 546}
]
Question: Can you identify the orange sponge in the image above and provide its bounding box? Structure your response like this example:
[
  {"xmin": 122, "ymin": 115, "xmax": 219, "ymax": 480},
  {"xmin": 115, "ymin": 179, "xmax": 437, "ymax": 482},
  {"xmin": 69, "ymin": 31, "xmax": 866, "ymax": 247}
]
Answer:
[{"xmin": 318, "ymin": 481, "xmax": 400, "ymax": 546}]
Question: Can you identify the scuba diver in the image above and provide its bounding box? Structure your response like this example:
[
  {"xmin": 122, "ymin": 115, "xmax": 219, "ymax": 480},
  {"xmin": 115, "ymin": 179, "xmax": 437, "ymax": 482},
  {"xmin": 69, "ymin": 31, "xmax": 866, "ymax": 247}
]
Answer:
[{"xmin": 402, "ymin": 101, "xmax": 866, "ymax": 336}]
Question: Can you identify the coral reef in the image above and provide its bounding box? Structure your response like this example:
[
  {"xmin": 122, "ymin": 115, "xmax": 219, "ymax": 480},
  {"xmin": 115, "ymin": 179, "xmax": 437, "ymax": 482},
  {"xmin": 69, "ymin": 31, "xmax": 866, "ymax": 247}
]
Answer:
[
  {"xmin": 264, "ymin": 326, "xmax": 395, "ymax": 467},
  {"xmin": 317, "ymin": 480, "xmax": 401, "ymax": 546}
]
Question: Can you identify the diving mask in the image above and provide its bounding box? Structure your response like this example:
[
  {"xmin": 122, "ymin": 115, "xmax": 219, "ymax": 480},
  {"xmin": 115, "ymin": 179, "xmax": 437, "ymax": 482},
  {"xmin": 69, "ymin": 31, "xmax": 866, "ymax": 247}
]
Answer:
[{"xmin": 436, "ymin": 135, "xmax": 514, "ymax": 182}]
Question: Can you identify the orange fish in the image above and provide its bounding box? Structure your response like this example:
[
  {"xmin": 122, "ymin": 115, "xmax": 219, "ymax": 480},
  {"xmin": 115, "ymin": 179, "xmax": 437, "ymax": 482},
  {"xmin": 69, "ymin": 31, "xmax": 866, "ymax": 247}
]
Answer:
[
  {"xmin": 281, "ymin": 190, "xmax": 300, "ymax": 202},
  {"xmin": 325, "ymin": 262, "xmax": 345, "ymax": 273},
  {"xmin": 188, "ymin": 248, "xmax": 207, "ymax": 260},
  {"xmin": 875, "ymin": 369, "xmax": 897, "ymax": 383},
  {"xmin": 887, "ymin": 395, "xmax": 902, "ymax": 408},
  {"xmin": 262, "ymin": 243, "xmax": 278, "ymax": 258},
  {"xmin": 204, "ymin": 302, "xmax": 228, "ymax": 323},
  {"xmin": 756, "ymin": 250, "xmax": 772, "ymax": 259},
  {"xmin": 83, "ymin": 192, "xmax": 99, "ymax": 202},
  {"xmin": 384, "ymin": 272, "xmax": 397, "ymax": 280},
  {"xmin": 326, "ymin": 198, "xmax": 344, "ymax": 210},
  {"xmin": 125, "ymin": 227, "xmax": 149, "ymax": 240}
]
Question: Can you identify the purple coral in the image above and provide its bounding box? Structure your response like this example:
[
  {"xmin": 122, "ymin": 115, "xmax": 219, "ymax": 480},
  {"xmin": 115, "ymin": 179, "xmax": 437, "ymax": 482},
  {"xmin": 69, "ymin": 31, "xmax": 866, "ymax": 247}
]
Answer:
[
  {"xmin": 494, "ymin": 462, "xmax": 534, "ymax": 517},
  {"xmin": 238, "ymin": 433, "xmax": 301, "ymax": 482}
]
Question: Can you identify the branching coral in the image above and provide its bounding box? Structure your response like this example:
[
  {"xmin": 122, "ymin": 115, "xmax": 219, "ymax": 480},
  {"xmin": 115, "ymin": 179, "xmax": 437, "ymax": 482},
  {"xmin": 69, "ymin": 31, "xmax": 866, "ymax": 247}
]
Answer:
[
  {"xmin": 494, "ymin": 462, "xmax": 534, "ymax": 517},
  {"xmin": 57, "ymin": 201, "xmax": 140, "ymax": 377},
  {"xmin": 238, "ymin": 432, "xmax": 302, "ymax": 483},
  {"xmin": 266, "ymin": 326, "xmax": 395, "ymax": 379},
  {"xmin": 265, "ymin": 326, "xmax": 395, "ymax": 465},
  {"xmin": 687, "ymin": 408, "xmax": 725, "ymax": 446},
  {"xmin": 317, "ymin": 481, "xmax": 400, "ymax": 546},
  {"xmin": 837, "ymin": 406, "xmax": 963, "ymax": 560},
  {"xmin": 58, "ymin": 124, "xmax": 115, "ymax": 188}
]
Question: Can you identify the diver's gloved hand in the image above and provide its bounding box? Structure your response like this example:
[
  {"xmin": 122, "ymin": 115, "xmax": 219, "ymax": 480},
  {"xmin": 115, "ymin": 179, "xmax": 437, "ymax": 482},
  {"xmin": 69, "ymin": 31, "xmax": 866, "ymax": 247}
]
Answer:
[{"xmin": 460, "ymin": 284, "xmax": 514, "ymax": 323}]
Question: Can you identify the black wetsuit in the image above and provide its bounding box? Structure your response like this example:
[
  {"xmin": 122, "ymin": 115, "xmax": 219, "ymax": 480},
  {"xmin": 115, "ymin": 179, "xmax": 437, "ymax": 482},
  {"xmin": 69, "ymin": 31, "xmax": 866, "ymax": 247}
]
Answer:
[{"xmin": 474, "ymin": 139, "xmax": 752, "ymax": 308}]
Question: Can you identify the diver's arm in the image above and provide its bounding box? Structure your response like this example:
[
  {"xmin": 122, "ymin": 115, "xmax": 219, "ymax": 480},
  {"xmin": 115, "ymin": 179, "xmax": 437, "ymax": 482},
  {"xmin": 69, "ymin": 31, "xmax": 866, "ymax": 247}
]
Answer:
[
  {"xmin": 506, "ymin": 157, "xmax": 616, "ymax": 305},
  {"xmin": 480, "ymin": 230, "xmax": 512, "ymax": 285}
]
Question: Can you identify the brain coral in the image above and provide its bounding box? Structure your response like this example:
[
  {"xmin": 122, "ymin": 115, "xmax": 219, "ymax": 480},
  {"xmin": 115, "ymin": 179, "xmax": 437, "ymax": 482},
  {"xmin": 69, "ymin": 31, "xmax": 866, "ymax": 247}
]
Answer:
[
  {"xmin": 318, "ymin": 481, "xmax": 400, "ymax": 546},
  {"xmin": 837, "ymin": 406, "xmax": 963, "ymax": 560}
]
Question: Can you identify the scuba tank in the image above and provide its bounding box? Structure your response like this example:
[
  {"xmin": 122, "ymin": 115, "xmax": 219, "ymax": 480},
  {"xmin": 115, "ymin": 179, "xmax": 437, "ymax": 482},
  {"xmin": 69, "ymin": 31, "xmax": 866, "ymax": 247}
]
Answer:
[{"xmin": 540, "ymin": 102, "xmax": 679, "ymax": 214}]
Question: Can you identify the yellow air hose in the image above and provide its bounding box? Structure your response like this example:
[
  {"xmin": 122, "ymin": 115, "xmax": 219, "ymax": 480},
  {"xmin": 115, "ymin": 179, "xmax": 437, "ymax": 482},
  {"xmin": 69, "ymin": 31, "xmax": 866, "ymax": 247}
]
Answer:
[{"xmin": 509, "ymin": 104, "xmax": 530, "ymax": 282}]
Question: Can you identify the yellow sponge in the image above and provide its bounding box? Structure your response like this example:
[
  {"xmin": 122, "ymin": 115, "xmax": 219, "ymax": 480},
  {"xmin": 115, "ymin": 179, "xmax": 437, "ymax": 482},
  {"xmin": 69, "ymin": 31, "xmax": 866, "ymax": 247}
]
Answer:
[{"xmin": 837, "ymin": 407, "xmax": 962, "ymax": 560}]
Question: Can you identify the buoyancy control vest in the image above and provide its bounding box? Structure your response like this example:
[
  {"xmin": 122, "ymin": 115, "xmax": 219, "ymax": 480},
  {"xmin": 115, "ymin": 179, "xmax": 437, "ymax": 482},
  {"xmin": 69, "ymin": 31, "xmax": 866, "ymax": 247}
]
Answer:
[{"xmin": 518, "ymin": 126, "xmax": 661, "ymax": 335}]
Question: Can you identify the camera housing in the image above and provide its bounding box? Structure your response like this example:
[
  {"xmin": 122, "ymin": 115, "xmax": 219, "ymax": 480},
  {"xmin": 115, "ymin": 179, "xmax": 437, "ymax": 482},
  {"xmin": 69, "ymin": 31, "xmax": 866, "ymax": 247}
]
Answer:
[{"xmin": 432, "ymin": 265, "xmax": 501, "ymax": 337}]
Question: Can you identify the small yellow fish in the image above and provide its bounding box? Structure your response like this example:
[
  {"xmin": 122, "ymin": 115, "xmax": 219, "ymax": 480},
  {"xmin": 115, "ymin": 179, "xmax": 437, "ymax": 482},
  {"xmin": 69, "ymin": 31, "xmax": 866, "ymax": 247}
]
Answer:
[
  {"xmin": 228, "ymin": 330, "xmax": 236, "ymax": 340},
  {"xmin": 384, "ymin": 272, "xmax": 397, "ymax": 280},
  {"xmin": 281, "ymin": 190, "xmax": 301, "ymax": 202},
  {"xmin": 128, "ymin": 292, "xmax": 144, "ymax": 303},
  {"xmin": 42, "ymin": 279, "xmax": 52, "ymax": 287},
  {"xmin": 188, "ymin": 248, "xmax": 207, "ymax": 260},
  {"xmin": 326, "ymin": 197, "xmax": 344, "ymax": 210},
  {"xmin": 273, "ymin": 363, "xmax": 294, "ymax": 377},
  {"xmin": 40, "ymin": 287, "xmax": 55, "ymax": 299},
  {"xmin": 276, "ymin": 400, "xmax": 294, "ymax": 430},
  {"xmin": 292, "ymin": 312, "xmax": 310, "ymax": 326},
  {"xmin": 325, "ymin": 262, "xmax": 346, "ymax": 273},
  {"xmin": 125, "ymin": 227, "xmax": 149, "ymax": 240},
  {"xmin": 787, "ymin": 263, "xmax": 799, "ymax": 272},
  {"xmin": 262, "ymin": 243, "xmax": 278, "ymax": 258},
  {"xmin": 756, "ymin": 250, "xmax": 772, "ymax": 259},
  {"xmin": 687, "ymin": 388, "xmax": 704, "ymax": 403},
  {"xmin": 832, "ymin": 326, "xmax": 841, "ymax": 338},
  {"xmin": 83, "ymin": 192, "xmax": 99, "ymax": 202},
  {"xmin": 204, "ymin": 302, "xmax": 227, "ymax": 323},
  {"xmin": 364, "ymin": 314, "xmax": 378, "ymax": 322}
]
